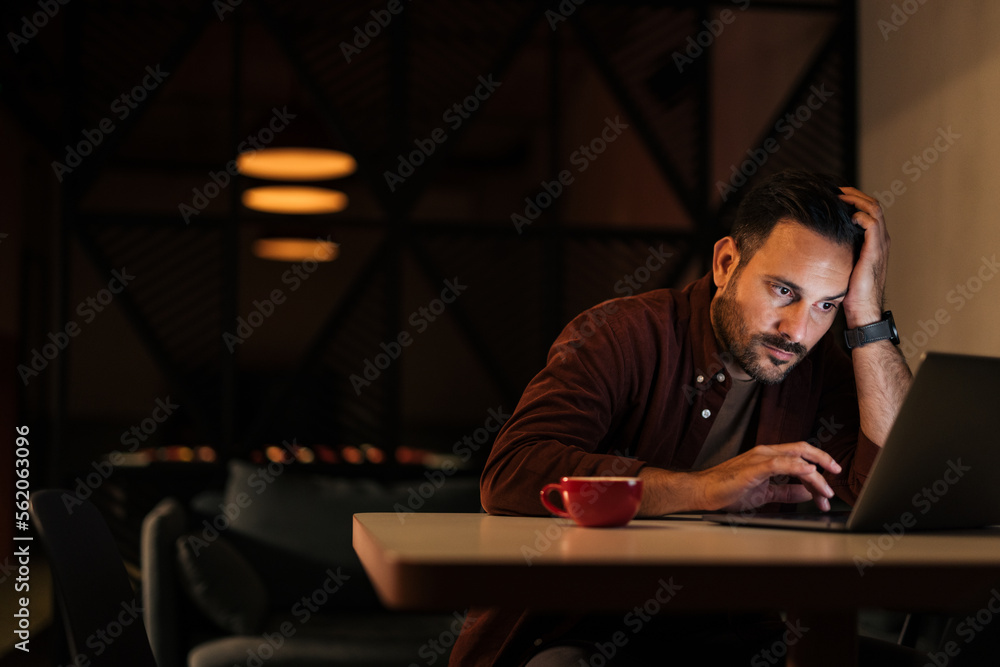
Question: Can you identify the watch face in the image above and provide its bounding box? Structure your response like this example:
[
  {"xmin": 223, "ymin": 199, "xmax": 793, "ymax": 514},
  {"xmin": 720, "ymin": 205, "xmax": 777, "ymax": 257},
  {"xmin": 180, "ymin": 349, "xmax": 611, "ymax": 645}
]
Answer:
[{"xmin": 887, "ymin": 313, "xmax": 900, "ymax": 345}]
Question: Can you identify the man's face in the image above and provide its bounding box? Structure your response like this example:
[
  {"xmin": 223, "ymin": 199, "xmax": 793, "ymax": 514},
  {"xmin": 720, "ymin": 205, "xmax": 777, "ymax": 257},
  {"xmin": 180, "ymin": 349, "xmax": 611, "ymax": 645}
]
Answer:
[{"xmin": 711, "ymin": 220, "xmax": 854, "ymax": 384}]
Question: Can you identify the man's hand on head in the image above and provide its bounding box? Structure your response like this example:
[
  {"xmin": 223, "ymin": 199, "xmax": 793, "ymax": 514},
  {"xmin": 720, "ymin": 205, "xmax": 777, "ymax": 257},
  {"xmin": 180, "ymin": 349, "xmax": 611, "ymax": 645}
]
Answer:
[
  {"xmin": 838, "ymin": 186, "xmax": 890, "ymax": 327},
  {"xmin": 835, "ymin": 186, "xmax": 912, "ymax": 445}
]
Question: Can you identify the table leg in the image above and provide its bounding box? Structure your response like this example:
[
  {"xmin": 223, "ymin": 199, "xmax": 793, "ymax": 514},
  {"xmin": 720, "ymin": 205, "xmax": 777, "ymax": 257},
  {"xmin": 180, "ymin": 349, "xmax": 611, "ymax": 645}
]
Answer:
[{"xmin": 785, "ymin": 609, "xmax": 858, "ymax": 667}]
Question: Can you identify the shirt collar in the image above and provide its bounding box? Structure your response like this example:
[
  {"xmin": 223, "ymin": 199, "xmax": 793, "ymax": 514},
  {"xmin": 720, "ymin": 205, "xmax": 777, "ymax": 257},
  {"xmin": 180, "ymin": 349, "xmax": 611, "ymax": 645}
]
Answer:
[{"xmin": 686, "ymin": 272, "xmax": 732, "ymax": 384}]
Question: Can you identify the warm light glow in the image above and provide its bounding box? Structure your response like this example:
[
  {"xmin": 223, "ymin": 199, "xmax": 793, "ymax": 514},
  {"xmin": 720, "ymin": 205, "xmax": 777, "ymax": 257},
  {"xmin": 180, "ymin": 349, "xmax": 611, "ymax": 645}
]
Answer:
[
  {"xmin": 108, "ymin": 450, "xmax": 153, "ymax": 467},
  {"xmin": 396, "ymin": 445, "xmax": 432, "ymax": 465},
  {"xmin": 266, "ymin": 445, "xmax": 288, "ymax": 463},
  {"xmin": 242, "ymin": 186, "xmax": 348, "ymax": 214},
  {"xmin": 177, "ymin": 447, "xmax": 195, "ymax": 462},
  {"xmin": 163, "ymin": 446, "xmax": 188, "ymax": 462},
  {"xmin": 294, "ymin": 447, "xmax": 316, "ymax": 464},
  {"xmin": 253, "ymin": 238, "xmax": 340, "ymax": 262},
  {"xmin": 363, "ymin": 444, "xmax": 385, "ymax": 464},
  {"xmin": 196, "ymin": 446, "xmax": 217, "ymax": 463},
  {"xmin": 341, "ymin": 446, "xmax": 364, "ymax": 464},
  {"xmin": 237, "ymin": 148, "xmax": 356, "ymax": 181}
]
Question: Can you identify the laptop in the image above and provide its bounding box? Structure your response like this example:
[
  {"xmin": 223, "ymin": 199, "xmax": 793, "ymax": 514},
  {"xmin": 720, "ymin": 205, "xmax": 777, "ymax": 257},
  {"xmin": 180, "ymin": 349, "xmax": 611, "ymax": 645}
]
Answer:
[{"xmin": 702, "ymin": 351, "xmax": 1000, "ymax": 532}]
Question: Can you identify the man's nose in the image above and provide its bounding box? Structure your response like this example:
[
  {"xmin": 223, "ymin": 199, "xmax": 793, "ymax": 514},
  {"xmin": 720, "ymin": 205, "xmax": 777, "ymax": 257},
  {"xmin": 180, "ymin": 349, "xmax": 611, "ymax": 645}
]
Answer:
[{"xmin": 778, "ymin": 302, "xmax": 810, "ymax": 343}]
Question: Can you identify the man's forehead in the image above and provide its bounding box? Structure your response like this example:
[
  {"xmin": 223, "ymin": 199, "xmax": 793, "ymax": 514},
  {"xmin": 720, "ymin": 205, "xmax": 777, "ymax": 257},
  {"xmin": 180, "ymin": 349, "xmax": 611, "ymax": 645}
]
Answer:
[
  {"xmin": 742, "ymin": 221, "xmax": 854, "ymax": 288},
  {"xmin": 753, "ymin": 220, "xmax": 851, "ymax": 260}
]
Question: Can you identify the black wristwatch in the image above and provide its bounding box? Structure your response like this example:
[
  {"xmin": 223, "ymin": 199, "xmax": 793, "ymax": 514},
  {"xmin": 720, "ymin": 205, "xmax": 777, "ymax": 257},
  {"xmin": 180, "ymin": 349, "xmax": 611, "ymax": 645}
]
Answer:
[{"xmin": 844, "ymin": 311, "xmax": 899, "ymax": 349}]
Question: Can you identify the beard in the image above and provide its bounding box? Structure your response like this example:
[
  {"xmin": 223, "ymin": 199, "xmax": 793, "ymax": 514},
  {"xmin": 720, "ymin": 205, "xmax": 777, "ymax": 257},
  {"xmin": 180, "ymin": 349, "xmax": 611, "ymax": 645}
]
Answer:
[{"xmin": 711, "ymin": 277, "xmax": 808, "ymax": 385}]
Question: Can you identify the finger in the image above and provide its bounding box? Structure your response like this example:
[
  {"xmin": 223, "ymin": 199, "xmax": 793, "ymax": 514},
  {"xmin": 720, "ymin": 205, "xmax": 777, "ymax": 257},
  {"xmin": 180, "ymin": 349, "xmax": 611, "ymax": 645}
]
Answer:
[
  {"xmin": 765, "ymin": 442, "xmax": 842, "ymax": 475},
  {"xmin": 770, "ymin": 479, "xmax": 833, "ymax": 512},
  {"xmin": 838, "ymin": 187, "xmax": 881, "ymax": 214},
  {"xmin": 754, "ymin": 452, "xmax": 837, "ymax": 502},
  {"xmin": 793, "ymin": 468, "xmax": 836, "ymax": 502},
  {"xmin": 755, "ymin": 456, "xmax": 818, "ymax": 482},
  {"xmin": 838, "ymin": 185, "xmax": 876, "ymax": 201},
  {"xmin": 800, "ymin": 451, "xmax": 842, "ymax": 476},
  {"xmin": 845, "ymin": 205, "xmax": 882, "ymax": 232},
  {"xmin": 793, "ymin": 442, "xmax": 842, "ymax": 474},
  {"xmin": 838, "ymin": 193, "xmax": 886, "ymax": 230},
  {"xmin": 766, "ymin": 483, "xmax": 813, "ymax": 505}
]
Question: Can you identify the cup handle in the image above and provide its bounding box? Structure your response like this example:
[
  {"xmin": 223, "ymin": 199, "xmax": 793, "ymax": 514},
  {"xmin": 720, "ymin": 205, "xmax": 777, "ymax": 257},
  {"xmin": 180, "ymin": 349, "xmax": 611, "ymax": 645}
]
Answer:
[{"xmin": 540, "ymin": 483, "xmax": 571, "ymax": 518}]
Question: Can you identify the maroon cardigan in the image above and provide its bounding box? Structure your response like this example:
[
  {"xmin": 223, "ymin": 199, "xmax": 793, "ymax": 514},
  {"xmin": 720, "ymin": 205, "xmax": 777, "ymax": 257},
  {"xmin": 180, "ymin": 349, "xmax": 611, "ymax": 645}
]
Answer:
[{"xmin": 451, "ymin": 273, "xmax": 880, "ymax": 666}]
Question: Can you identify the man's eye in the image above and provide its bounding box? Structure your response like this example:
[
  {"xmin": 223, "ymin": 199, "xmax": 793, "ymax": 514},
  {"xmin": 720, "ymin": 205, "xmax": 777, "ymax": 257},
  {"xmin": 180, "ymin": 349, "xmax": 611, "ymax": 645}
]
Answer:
[
  {"xmin": 821, "ymin": 302, "xmax": 839, "ymax": 312},
  {"xmin": 772, "ymin": 285, "xmax": 792, "ymax": 297}
]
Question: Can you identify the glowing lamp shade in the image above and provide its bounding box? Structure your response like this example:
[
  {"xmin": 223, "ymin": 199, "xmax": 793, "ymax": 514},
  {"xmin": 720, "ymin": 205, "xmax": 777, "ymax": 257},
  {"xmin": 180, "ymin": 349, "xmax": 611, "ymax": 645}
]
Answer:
[
  {"xmin": 237, "ymin": 147, "xmax": 357, "ymax": 181},
  {"xmin": 242, "ymin": 186, "xmax": 348, "ymax": 214},
  {"xmin": 253, "ymin": 238, "xmax": 340, "ymax": 262}
]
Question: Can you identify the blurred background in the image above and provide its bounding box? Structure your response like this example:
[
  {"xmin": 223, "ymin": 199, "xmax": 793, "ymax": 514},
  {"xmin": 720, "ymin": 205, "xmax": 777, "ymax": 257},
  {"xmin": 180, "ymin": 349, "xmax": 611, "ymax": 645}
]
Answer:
[
  {"xmin": 1, "ymin": 0, "xmax": 999, "ymax": 660},
  {"xmin": 1, "ymin": 0, "xmax": 862, "ymax": 501}
]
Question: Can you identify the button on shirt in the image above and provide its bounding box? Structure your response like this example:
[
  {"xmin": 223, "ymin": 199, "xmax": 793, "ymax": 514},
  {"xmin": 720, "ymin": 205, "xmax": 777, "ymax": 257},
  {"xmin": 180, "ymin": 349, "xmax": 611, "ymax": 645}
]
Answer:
[{"xmin": 692, "ymin": 359, "xmax": 761, "ymax": 471}]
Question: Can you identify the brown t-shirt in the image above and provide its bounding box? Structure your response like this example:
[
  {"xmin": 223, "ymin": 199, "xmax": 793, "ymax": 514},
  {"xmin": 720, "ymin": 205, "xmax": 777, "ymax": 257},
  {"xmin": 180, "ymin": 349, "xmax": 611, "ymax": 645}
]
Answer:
[{"xmin": 692, "ymin": 359, "xmax": 760, "ymax": 471}]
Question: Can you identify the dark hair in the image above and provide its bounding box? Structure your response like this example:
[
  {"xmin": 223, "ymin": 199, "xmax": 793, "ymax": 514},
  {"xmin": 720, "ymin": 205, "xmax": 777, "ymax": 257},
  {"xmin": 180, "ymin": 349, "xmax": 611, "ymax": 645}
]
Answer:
[{"xmin": 730, "ymin": 169, "xmax": 864, "ymax": 266}]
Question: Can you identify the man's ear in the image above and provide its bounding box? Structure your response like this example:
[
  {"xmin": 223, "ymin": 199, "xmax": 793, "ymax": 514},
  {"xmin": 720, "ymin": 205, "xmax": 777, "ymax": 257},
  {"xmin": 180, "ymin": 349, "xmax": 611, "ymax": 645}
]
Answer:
[{"xmin": 712, "ymin": 236, "xmax": 740, "ymax": 290}]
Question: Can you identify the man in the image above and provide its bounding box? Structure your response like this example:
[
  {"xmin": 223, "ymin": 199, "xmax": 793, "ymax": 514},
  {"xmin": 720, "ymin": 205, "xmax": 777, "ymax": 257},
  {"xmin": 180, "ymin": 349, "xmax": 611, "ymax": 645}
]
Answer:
[{"xmin": 449, "ymin": 170, "xmax": 914, "ymax": 666}]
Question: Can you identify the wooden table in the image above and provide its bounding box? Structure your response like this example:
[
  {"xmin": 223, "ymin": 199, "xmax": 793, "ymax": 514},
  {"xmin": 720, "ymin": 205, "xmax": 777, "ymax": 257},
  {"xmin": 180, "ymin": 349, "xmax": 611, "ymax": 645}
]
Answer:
[{"xmin": 353, "ymin": 512, "xmax": 1000, "ymax": 666}]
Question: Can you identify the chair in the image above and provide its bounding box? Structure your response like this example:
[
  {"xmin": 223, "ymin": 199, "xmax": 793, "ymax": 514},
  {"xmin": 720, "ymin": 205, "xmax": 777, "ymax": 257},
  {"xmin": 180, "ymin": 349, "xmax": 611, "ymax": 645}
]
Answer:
[
  {"xmin": 32, "ymin": 487, "xmax": 462, "ymax": 667},
  {"xmin": 29, "ymin": 490, "xmax": 157, "ymax": 667},
  {"xmin": 140, "ymin": 497, "xmax": 187, "ymax": 667},
  {"xmin": 140, "ymin": 494, "xmax": 459, "ymax": 667}
]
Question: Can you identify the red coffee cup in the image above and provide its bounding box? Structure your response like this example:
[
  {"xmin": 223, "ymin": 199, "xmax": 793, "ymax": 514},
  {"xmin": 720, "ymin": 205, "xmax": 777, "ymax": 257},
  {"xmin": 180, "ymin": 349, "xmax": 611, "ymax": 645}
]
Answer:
[{"xmin": 540, "ymin": 476, "xmax": 643, "ymax": 527}]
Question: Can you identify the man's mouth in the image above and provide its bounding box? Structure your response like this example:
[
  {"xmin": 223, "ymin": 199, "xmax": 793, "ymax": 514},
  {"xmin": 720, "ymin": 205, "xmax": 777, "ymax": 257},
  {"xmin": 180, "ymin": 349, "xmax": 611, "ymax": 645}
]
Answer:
[{"xmin": 762, "ymin": 343, "xmax": 797, "ymax": 363}]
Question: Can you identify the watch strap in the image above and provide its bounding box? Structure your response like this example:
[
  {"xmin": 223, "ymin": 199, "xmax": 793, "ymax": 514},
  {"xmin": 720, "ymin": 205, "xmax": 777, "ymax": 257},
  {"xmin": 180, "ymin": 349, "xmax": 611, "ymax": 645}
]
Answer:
[{"xmin": 844, "ymin": 311, "xmax": 896, "ymax": 349}]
